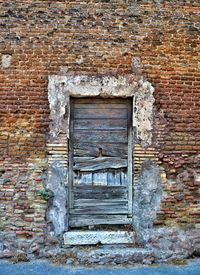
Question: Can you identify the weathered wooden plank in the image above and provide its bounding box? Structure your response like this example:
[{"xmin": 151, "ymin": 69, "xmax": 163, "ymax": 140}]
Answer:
[
  {"xmin": 63, "ymin": 230, "xmax": 135, "ymax": 245},
  {"xmin": 69, "ymin": 214, "xmax": 132, "ymax": 227},
  {"xmin": 73, "ymin": 185, "xmax": 128, "ymax": 200},
  {"xmin": 73, "ymin": 172, "xmax": 93, "ymax": 185},
  {"xmin": 73, "ymin": 170, "xmax": 128, "ymax": 186},
  {"xmin": 71, "ymin": 203, "xmax": 128, "ymax": 214},
  {"xmin": 74, "ymin": 142, "xmax": 128, "ymax": 157},
  {"xmin": 92, "ymin": 172, "xmax": 108, "ymax": 185},
  {"xmin": 74, "ymin": 103, "xmax": 127, "ymax": 109},
  {"xmin": 127, "ymin": 102, "xmax": 133, "ymax": 215},
  {"xmin": 74, "ymin": 108, "xmax": 127, "ymax": 119},
  {"xmin": 73, "ymin": 98, "xmax": 130, "ymax": 105},
  {"xmin": 73, "ymin": 157, "xmax": 127, "ymax": 171},
  {"xmin": 73, "ymin": 130, "xmax": 127, "ymax": 143},
  {"xmin": 73, "ymin": 119, "xmax": 127, "ymax": 130},
  {"xmin": 74, "ymin": 199, "xmax": 128, "ymax": 206}
]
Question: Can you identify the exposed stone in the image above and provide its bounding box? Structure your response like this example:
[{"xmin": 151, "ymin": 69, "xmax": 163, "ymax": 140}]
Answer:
[
  {"xmin": 49, "ymin": 250, "xmax": 77, "ymax": 265},
  {"xmin": 47, "ymin": 161, "xmax": 68, "ymax": 235},
  {"xmin": 45, "ymin": 235, "xmax": 60, "ymax": 246},
  {"xmin": 193, "ymin": 244, "xmax": 200, "ymax": 257},
  {"xmin": 10, "ymin": 250, "xmax": 29, "ymax": 263},
  {"xmin": 133, "ymin": 160, "xmax": 162, "ymax": 244},
  {"xmin": 0, "ymin": 227, "xmax": 200, "ymax": 264},
  {"xmin": 0, "ymin": 249, "xmax": 15, "ymax": 259},
  {"xmin": 29, "ymin": 243, "xmax": 40, "ymax": 254},
  {"xmin": 148, "ymin": 227, "xmax": 196, "ymax": 262},
  {"xmin": 77, "ymin": 246, "xmax": 155, "ymax": 265},
  {"xmin": 0, "ymin": 243, "xmax": 3, "ymax": 252}
]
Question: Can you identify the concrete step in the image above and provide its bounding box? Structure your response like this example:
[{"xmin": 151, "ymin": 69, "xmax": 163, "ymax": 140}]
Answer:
[{"xmin": 63, "ymin": 230, "xmax": 135, "ymax": 245}]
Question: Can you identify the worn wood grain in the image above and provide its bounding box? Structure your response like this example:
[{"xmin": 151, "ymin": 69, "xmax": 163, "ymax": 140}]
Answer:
[
  {"xmin": 71, "ymin": 202, "xmax": 128, "ymax": 214},
  {"xmin": 73, "ymin": 185, "xmax": 128, "ymax": 200},
  {"xmin": 127, "ymin": 102, "xmax": 133, "ymax": 215},
  {"xmin": 73, "ymin": 170, "xmax": 128, "ymax": 186},
  {"xmin": 74, "ymin": 199, "xmax": 128, "ymax": 205},
  {"xmin": 74, "ymin": 142, "xmax": 128, "ymax": 157},
  {"xmin": 74, "ymin": 103, "xmax": 127, "ymax": 109},
  {"xmin": 73, "ymin": 157, "xmax": 127, "ymax": 171},
  {"xmin": 69, "ymin": 98, "xmax": 133, "ymax": 226},
  {"xmin": 69, "ymin": 214, "xmax": 132, "ymax": 227},
  {"xmin": 73, "ymin": 98, "xmax": 130, "ymax": 105},
  {"xmin": 74, "ymin": 108, "xmax": 127, "ymax": 119},
  {"xmin": 73, "ymin": 118, "xmax": 127, "ymax": 130},
  {"xmin": 73, "ymin": 130, "xmax": 127, "ymax": 143}
]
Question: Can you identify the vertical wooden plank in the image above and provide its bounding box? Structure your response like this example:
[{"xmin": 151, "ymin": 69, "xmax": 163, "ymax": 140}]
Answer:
[
  {"xmin": 114, "ymin": 171, "xmax": 121, "ymax": 185},
  {"xmin": 121, "ymin": 170, "xmax": 128, "ymax": 186},
  {"xmin": 69, "ymin": 98, "xmax": 74, "ymax": 210},
  {"xmin": 107, "ymin": 171, "xmax": 114, "ymax": 186},
  {"xmin": 80, "ymin": 172, "xmax": 93, "ymax": 185},
  {"xmin": 127, "ymin": 99, "xmax": 133, "ymax": 215},
  {"xmin": 93, "ymin": 172, "xmax": 108, "ymax": 186}
]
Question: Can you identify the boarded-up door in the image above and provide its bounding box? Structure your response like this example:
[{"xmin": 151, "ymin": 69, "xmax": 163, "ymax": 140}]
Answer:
[{"xmin": 69, "ymin": 98, "xmax": 132, "ymax": 227}]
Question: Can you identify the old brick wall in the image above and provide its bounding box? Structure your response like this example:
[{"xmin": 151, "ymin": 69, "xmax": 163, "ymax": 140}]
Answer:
[{"xmin": 0, "ymin": 0, "xmax": 200, "ymax": 238}]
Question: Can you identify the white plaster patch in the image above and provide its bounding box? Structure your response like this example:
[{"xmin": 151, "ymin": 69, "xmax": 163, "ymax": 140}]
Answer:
[
  {"xmin": 133, "ymin": 80, "xmax": 155, "ymax": 147},
  {"xmin": 63, "ymin": 230, "xmax": 135, "ymax": 245},
  {"xmin": 1, "ymin": 54, "xmax": 12, "ymax": 68}
]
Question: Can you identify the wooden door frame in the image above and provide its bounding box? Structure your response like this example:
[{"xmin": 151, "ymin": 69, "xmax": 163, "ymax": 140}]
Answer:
[
  {"xmin": 127, "ymin": 101, "xmax": 133, "ymax": 216},
  {"xmin": 68, "ymin": 97, "xmax": 133, "ymax": 224}
]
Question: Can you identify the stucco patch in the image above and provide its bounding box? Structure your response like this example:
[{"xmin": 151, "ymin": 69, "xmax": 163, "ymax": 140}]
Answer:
[
  {"xmin": 133, "ymin": 160, "xmax": 162, "ymax": 245},
  {"xmin": 133, "ymin": 80, "xmax": 155, "ymax": 147},
  {"xmin": 46, "ymin": 161, "xmax": 68, "ymax": 235},
  {"xmin": 1, "ymin": 54, "xmax": 12, "ymax": 69}
]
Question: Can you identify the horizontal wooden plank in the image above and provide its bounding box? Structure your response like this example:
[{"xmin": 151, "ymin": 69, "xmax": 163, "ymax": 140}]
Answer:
[
  {"xmin": 73, "ymin": 185, "xmax": 128, "ymax": 200},
  {"xmin": 73, "ymin": 157, "xmax": 127, "ymax": 171},
  {"xmin": 70, "ymin": 202, "xmax": 128, "ymax": 214},
  {"xmin": 74, "ymin": 103, "xmax": 127, "ymax": 109},
  {"xmin": 72, "ymin": 98, "xmax": 130, "ymax": 105},
  {"xmin": 74, "ymin": 108, "xmax": 127, "ymax": 119},
  {"xmin": 73, "ymin": 119, "xmax": 127, "ymax": 130},
  {"xmin": 74, "ymin": 199, "xmax": 128, "ymax": 206},
  {"xmin": 74, "ymin": 142, "xmax": 128, "ymax": 157},
  {"xmin": 73, "ymin": 130, "xmax": 127, "ymax": 143},
  {"xmin": 69, "ymin": 214, "xmax": 132, "ymax": 227}
]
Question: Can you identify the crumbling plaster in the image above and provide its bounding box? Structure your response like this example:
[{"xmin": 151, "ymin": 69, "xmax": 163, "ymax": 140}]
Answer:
[
  {"xmin": 46, "ymin": 161, "xmax": 68, "ymax": 235},
  {"xmin": 48, "ymin": 74, "xmax": 155, "ymax": 147},
  {"xmin": 133, "ymin": 160, "xmax": 162, "ymax": 245}
]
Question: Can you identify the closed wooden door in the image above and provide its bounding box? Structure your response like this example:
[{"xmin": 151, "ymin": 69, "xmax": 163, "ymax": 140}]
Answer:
[{"xmin": 69, "ymin": 98, "xmax": 132, "ymax": 227}]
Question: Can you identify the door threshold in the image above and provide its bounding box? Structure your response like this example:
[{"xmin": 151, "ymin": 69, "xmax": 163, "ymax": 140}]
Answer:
[{"xmin": 63, "ymin": 230, "xmax": 135, "ymax": 245}]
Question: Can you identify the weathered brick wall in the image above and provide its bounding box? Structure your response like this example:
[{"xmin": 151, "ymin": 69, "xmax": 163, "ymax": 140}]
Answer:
[{"xmin": 0, "ymin": 0, "xmax": 200, "ymax": 237}]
